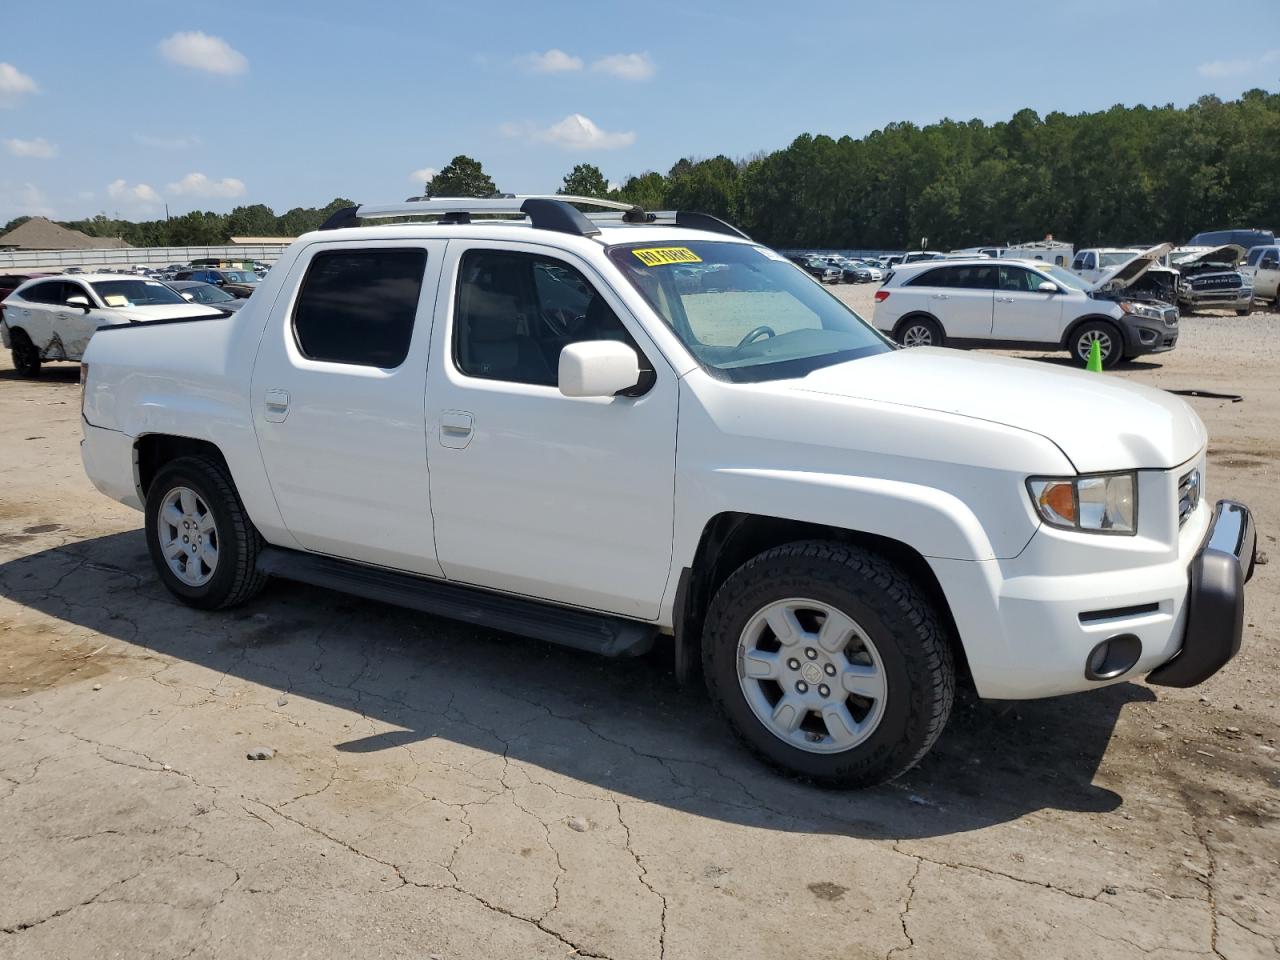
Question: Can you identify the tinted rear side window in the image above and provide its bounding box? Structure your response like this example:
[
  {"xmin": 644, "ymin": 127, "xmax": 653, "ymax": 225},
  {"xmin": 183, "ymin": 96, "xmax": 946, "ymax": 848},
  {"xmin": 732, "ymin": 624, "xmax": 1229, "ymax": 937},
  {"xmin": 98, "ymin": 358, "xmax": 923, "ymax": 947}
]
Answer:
[
  {"xmin": 292, "ymin": 249, "xmax": 427, "ymax": 367},
  {"xmin": 20, "ymin": 281, "xmax": 66, "ymax": 304},
  {"xmin": 906, "ymin": 267, "xmax": 952, "ymax": 287}
]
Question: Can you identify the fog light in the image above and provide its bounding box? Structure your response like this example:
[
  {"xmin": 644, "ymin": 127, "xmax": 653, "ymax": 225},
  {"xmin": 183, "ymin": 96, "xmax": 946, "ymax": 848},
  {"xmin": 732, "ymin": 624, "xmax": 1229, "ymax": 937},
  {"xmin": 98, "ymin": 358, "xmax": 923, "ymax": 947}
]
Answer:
[{"xmin": 1085, "ymin": 634, "xmax": 1143, "ymax": 681}]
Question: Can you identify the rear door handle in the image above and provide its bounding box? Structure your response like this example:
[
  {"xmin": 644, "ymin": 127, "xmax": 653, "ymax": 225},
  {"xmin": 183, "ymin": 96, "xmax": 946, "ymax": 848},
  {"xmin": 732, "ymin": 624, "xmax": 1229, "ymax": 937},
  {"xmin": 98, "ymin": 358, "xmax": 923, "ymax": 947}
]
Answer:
[
  {"xmin": 439, "ymin": 410, "xmax": 474, "ymax": 449},
  {"xmin": 996, "ymin": 296, "xmax": 1016, "ymax": 303},
  {"xmin": 930, "ymin": 293, "xmax": 950, "ymax": 300},
  {"xmin": 264, "ymin": 388, "xmax": 290, "ymax": 423}
]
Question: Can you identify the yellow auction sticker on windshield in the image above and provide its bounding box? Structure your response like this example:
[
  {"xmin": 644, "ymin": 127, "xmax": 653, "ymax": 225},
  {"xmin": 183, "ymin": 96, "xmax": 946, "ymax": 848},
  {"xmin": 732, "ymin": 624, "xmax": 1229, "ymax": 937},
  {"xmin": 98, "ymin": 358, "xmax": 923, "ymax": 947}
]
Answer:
[
  {"xmin": 632, "ymin": 246, "xmax": 702, "ymax": 267},
  {"xmin": 103, "ymin": 295, "xmax": 129, "ymax": 307}
]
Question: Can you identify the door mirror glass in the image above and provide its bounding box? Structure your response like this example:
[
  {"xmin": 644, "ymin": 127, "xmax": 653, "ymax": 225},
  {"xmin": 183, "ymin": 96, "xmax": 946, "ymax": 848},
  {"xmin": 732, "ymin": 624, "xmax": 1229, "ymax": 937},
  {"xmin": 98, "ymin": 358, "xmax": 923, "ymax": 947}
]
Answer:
[
  {"xmin": 558, "ymin": 341, "xmax": 641, "ymax": 398},
  {"xmin": 65, "ymin": 295, "xmax": 91, "ymax": 311},
  {"xmin": 1037, "ymin": 281, "xmax": 1059, "ymax": 294}
]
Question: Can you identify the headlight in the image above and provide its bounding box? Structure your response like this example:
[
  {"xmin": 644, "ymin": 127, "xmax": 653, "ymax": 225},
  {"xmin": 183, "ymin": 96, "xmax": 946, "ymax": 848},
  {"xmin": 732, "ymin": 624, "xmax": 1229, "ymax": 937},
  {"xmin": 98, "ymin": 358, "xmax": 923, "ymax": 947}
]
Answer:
[
  {"xmin": 1027, "ymin": 473, "xmax": 1137, "ymax": 534},
  {"xmin": 1117, "ymin": 301, "xmax": 1163, "ymax": 320}
]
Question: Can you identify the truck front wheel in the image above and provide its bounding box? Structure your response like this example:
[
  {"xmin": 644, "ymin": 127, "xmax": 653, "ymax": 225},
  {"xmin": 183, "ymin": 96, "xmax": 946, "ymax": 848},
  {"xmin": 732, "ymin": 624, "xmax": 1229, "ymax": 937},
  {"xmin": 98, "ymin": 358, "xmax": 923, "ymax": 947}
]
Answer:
[
  {"xmin": 702, "ymin": 541, "xmax": 955, "ymax": 788},
  {"xmin": 144, "ymin": 456, "xmax": 267, "ymax": 610}
]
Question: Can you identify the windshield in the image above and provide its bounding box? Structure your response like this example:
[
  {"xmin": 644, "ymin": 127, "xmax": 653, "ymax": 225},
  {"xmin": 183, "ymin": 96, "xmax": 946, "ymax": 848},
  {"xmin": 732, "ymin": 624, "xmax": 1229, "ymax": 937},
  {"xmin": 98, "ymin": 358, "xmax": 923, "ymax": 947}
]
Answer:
[
  {"xmin": 607, "ymin": 241, "xmax": 890, "ymax": 382},
  {"xmin": 1099, "ymin": 251, "xmax": 1135, "ymax": 267},
  {"xmin": 184, "ymin": 283, "xmax": 234, "ymax": 303},
  {"xmin": 220, "ymin": 270, "xmax": 257, "ymax": 283},
  {"xmin": 90, "ymin": 279, "xmax": 187, "ymax": 307},
  {"xmin": 1038, "ymin": 264, "xmax": 1090, "ymax": 291}
]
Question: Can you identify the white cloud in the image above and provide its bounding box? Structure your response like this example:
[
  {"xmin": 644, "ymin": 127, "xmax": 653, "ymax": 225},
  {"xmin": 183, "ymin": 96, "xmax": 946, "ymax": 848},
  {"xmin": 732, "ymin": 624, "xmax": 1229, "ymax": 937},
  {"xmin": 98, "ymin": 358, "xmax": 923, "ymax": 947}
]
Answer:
[
  {"xmin": 590, "ymin": 52, "xmax": 655, "ymax": 81},
  {"xmin": 134, "ymin": 132, "xmax": 202, "ymax": 150},
  {"xmin": 519, "ymin": 49, "xmax": 583, "ymax": 74},
  {"xmin": 1197, "ymin": 48, "xmax": 1280, "ymax": 78},
  {"xmin": 1, "ymin": 182, "xmax": 55, "ymax": 218},
  {"xmin": 504, "ymin": 114, "xmax": 636, "ymax": 151},
  {"xmin": 166, "ymin": 172, "xmax": 246, "ymax": 198},
  {"xmin": 159, "ymin": 31, "xmax": 248, "ymax": 76},
  {"xmin": 107, "ymin": 179, "xmax": 162, "ymax": 203},
  {"xmin": 5, "ymin": 137, "xmax": 57, "ymax": 158},
  {"xmin": 409, "ymin": 166, "xmax": 438, "ymax": 185},
  {"xmin": 0, "ymin": 62, "xmax": 38, "ymax": 106}
]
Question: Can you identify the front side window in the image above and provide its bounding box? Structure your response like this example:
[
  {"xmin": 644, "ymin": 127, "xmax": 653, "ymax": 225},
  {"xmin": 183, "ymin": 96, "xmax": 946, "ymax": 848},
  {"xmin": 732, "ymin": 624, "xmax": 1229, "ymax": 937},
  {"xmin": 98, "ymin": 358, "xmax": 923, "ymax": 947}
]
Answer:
[
  {"xmin": 998, "ymin": 265, "xmax": 1047, "ymax": 292},
  {"xmin": 292, "ymin": 248, "xmax": 426, "ymax": 367},
  {"xmin": 454, "ymin": 249, "xmax": 642, "ymax": 387},
  {"xmin": 91, "ymin": 279, "xmax": 186, "ymax": 307},
  {"xmin": 608, "ymin": 241, "xmax": 889, "ymax": 383}
]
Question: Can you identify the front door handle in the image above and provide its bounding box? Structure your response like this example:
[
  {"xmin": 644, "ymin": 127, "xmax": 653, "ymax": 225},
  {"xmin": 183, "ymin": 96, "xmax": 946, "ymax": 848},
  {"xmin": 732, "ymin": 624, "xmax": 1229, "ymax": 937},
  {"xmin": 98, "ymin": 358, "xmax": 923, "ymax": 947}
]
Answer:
[
  {"xmin": 996, "ymin": 296, "xmax": 1016, "ymax": 303},
  {"xmin": 439, "ymin": 410, "xmax": 474, "ymax": 449},
  {"xmin": 264, "ymin": 388, "xmax": 290, "ymax": 423},
  {"xmin": 930, "ymin": 294, "xmax": 950, "ymax": 300}
]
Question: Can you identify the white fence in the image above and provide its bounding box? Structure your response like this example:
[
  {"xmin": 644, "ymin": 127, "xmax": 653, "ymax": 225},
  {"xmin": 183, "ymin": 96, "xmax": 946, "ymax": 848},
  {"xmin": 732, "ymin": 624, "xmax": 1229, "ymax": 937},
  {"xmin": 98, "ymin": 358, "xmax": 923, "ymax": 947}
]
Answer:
[{"xmin": 0, "ymin": 244, "xmax": 292, "ymax": 272}]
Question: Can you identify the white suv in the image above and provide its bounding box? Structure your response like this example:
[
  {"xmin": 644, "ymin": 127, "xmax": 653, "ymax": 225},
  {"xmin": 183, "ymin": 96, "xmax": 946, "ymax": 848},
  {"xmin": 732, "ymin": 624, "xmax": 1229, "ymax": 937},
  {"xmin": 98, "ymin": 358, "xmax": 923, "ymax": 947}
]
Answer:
[
  {"xmin": 873, "ymin": 253, "xmax": 1179, "ymax": 368},
  {"xmin": 2, "ymin": 273, "xmax": 220, "ymax": 376},
  {"xmin": 79, "ymin": 195, "xmax": 1255, "ymax": 787}
]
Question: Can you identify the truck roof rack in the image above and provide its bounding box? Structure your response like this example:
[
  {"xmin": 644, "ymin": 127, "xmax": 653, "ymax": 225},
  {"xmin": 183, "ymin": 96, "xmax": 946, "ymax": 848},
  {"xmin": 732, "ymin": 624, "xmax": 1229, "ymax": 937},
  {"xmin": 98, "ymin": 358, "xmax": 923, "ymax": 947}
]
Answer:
[{"xmin": 317, "ymin": 195, "xmax": 750, "ymax": 241}]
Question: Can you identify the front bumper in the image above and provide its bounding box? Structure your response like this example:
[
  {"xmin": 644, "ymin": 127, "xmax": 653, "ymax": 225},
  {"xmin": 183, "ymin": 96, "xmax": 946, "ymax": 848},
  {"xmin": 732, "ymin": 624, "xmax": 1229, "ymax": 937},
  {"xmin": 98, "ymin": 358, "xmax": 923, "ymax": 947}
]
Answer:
[
  {"xmin": 1181, "ymin": 289, "xmax": 1253, "ymax": 310},
  {"xmin": 930, "ymin": 483, "xmax": 1256, "ymax": 699},
  {"xmin": 1147, "ymin": 500, "xmax": 1255, "ymax": 686},
  {"xmin": 1120, "ymin": 313, "xmax": 1178, "ymax": 356}
]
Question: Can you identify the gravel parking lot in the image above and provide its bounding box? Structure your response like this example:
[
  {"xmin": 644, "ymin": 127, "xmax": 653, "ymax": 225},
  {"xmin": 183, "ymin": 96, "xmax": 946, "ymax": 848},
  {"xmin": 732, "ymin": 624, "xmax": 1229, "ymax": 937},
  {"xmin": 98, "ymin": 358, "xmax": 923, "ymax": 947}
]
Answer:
[{"xmin": 2, "ymin": 302, "xmax": 1277, "ymax": 959}]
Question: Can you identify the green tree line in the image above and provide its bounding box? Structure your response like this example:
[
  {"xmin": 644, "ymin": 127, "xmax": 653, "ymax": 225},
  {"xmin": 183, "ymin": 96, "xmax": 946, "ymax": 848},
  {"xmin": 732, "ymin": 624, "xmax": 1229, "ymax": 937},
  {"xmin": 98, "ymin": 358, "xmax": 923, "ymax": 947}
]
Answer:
[{"xmin": 9, "ymin": 89, "xmax": 1275, "ymax": 250}]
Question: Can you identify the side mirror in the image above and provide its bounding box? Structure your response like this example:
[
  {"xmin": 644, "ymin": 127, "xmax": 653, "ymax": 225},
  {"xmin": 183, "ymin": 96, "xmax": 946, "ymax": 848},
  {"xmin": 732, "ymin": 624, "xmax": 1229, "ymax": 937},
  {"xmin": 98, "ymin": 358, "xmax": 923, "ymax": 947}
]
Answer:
[
  {"xmin": 1037, "ymin": 281, "xmax": 1059, "ymax": 294},
  {"xmin": 558, "ymin": 341, "xmax": 641, "ymax": 398},
  {"xmin": 65, "ymin": 295, "xmax": 91, "ymax": 312},
  {"xmin": 180, "ymin": 292, "xmax": 196, "ymax": 301}
]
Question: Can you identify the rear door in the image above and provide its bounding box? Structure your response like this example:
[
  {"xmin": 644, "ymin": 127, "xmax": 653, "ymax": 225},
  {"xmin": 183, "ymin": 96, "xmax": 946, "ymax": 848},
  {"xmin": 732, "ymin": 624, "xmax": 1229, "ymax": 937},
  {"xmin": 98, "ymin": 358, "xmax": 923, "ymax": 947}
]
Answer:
[
  {"xmin": 991, "ymin": 265, "xmax": 1065, "ymax": 344},
  {"xmin": 250, "ymin": 239, "xmax": 448, "ymax": 575},
  {"xmin": 905, "ymin": 264, "xmax": 994, "ymax": 338},
  {"xmin": 6, "ymin": 280, "xmax": 65, "ymax": 350}
]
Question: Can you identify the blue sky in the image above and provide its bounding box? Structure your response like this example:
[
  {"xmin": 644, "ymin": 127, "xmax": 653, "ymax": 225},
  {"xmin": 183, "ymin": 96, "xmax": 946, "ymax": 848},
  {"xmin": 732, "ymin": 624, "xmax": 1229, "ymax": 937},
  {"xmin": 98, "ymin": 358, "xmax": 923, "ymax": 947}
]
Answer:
[{"xmin": 1, "ymin": 0, "xmax": 1277, "ymax": 225}]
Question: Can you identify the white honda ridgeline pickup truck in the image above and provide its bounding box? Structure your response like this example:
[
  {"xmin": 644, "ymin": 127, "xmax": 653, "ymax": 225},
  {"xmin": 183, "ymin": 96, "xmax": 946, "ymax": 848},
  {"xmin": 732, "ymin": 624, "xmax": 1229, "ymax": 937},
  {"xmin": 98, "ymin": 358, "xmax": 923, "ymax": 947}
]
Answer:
[{"xmin": 79, "ymin": 196, "xmax": 1257, "ymax": 788}]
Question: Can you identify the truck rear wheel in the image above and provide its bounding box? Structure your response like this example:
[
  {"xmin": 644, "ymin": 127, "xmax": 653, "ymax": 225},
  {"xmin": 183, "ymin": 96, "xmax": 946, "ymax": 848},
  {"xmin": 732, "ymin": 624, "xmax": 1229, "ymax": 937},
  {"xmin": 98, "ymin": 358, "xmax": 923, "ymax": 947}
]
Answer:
[
  {"xmin": 702, "ymin": 541, "xmax": 954, "ymax": 788},
  {"xmin": 9, "ymin": 329, "xmax": 41, "ymax": 377},
  {"xmin": 144, "ymin": 456, "xmax": 267, "ymax": 610}
]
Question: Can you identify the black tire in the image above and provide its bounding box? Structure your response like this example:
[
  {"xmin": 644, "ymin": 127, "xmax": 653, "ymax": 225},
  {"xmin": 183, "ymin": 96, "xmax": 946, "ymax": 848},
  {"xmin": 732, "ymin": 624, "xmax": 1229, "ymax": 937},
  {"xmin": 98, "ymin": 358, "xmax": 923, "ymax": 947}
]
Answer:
[
  {"xmin": 144, "ymin": 456, "xmax": 267, "ymax": 610},
  {"xmin": 9, "ymin": 329, "xmax": 41, "ymax": 377},
  {"xmin": 895, "ymin": 315, "xmax": 943, "ymax": 348},
  {"xmin": 1070, "ymin": 319, "xmax": 1123, "ymax": 369},
  {"xmin": 1235, "ymin": 308, "xmax": 1251, "ymax": 317},
  {"xmin": 702, "ymin": 541, "xmax": 955, "ymax": 788}
]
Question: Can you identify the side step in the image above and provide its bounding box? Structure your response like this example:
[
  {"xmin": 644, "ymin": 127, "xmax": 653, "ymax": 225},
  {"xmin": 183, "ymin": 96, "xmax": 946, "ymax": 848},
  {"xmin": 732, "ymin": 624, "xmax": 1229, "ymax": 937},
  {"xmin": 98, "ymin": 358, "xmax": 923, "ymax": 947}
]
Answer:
[{"xmin": 256, "ymin": 547, "xmax": 657, "ymax": 658}]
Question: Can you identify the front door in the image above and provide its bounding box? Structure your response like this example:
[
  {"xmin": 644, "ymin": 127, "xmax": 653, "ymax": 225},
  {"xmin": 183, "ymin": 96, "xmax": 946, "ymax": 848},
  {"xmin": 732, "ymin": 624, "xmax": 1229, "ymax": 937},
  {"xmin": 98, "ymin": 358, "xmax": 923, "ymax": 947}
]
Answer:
[
  {"xmin": 250, "ymin": 239, "xmax": 447, "ymax": 576},
  {"xmin": 426, "ymin": 241, "xmax": 678, "ymax": 620},
  {"xmin": 991, "ymin": 264, "xmax": 1065, "ymax": 344}
]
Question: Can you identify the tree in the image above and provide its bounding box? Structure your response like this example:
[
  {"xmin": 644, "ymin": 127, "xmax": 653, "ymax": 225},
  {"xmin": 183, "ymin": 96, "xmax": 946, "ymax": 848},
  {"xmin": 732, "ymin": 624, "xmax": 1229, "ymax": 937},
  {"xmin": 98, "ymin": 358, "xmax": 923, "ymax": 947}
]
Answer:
[
  {"xmin": 428, "ymin": 156, "xmax": 498, "ymax": 198},
  {"xmin": 559, "ymin": 163, "xmax": 609, "ymax": 198},
  {"xmin": 225, "ymin": 204, "xmax": 279, "ymax": 237},
  {"xmin": 1, "ymin": 215, "xmax": 32, "ymax": 234}
]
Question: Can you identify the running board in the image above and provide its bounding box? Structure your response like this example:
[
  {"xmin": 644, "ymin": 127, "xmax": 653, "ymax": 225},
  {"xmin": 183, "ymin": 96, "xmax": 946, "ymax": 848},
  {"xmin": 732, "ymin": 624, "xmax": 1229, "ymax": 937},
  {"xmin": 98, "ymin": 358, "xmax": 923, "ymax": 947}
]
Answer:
[{"xmin": 255, "ymin": 547, "xmax": 656, "ymax": 658}]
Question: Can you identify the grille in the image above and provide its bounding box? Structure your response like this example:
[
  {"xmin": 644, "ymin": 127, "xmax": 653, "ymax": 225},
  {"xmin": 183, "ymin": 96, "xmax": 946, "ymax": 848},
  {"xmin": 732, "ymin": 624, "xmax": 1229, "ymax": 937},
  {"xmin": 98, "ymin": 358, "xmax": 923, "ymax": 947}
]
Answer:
[{"xmin": 1178, "ymin": 468, "xmax": 1201, "ymax": 526}]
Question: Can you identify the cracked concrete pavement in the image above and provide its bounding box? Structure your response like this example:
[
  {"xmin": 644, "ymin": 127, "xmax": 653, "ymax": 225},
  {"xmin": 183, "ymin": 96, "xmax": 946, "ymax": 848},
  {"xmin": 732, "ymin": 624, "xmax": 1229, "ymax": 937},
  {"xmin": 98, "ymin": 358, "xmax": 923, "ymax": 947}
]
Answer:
[{"xmin": 1, "ymin": 303, "xmax": 1278, "ymax": 959}]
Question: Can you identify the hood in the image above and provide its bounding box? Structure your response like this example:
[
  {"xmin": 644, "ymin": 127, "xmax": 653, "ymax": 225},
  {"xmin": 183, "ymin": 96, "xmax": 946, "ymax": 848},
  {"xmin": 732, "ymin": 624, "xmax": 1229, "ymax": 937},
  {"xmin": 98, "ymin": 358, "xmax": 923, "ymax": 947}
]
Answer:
[
  {"xmin": 1091, "ymin": 243, "xmax": 1173, "ymax": 292},
  {"xmin": 1172, "ymin": 244, "xmax": 1246, "ymax": 268},
  {"xmin": 791, "ymin": 347, "xmax": 1205, "ymax": 473},
  {"xmin": 101, "ymin": 303, "xmax": 227, "ymax": 324}
]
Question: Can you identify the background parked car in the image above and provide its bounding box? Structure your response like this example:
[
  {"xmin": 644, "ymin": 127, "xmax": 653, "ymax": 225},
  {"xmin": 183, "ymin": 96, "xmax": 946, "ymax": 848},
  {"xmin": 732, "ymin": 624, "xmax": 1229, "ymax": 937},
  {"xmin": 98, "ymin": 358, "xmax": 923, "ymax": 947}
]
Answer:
[
  {"xmin": 832, "ymin": 257, "xmax": 884, "ymax": 283},
  {"xmin": 165, "ymin": 279, "xmax": 246, "ymax": 312},
  {"xmin": 787, "ymin": 256, "xmax": 841, "ymax": 283},
  {"xmin": 1243, "ymin": 244, "xmax": 1280, "ymax": 307},
  {"xmin": 1188, "ymin": 227, "xmax": 1274, "ymax": 250},
  {"xmin": 172, "ymin": 268, "xmax": 260, "ymax": 298},
  {"xmin": 1170, "ymin": 245, "xmax": 1253, "ymax": 315},
  {"xmin": 0, "ymin": 272, "xmax": 54, "ymax": 323}
]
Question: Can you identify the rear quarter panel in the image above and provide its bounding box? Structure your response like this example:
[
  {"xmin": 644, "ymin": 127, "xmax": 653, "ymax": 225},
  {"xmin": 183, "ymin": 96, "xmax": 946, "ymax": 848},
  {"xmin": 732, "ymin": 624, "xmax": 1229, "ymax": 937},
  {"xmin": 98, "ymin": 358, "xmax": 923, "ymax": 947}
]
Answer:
[{"xmin": 82, "ymin": 272, "xmax": 297, "ymax": 546}]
